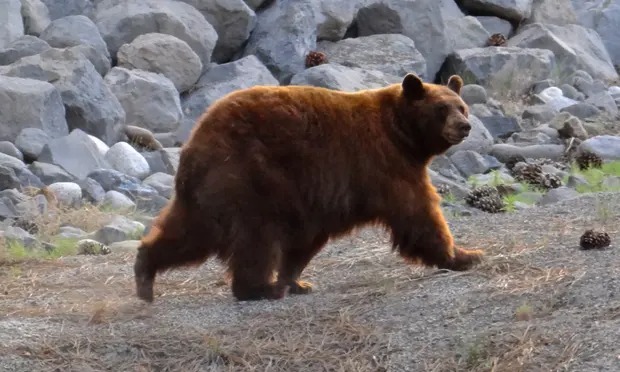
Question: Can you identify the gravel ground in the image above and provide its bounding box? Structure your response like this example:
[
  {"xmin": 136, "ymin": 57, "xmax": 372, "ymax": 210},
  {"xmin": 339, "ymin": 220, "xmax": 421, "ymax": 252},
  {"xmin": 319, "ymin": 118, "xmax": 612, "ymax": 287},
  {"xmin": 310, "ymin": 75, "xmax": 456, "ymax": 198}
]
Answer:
[{"xmin": 0, "ymin": 192, "xmax": 619, "ymax": 372}]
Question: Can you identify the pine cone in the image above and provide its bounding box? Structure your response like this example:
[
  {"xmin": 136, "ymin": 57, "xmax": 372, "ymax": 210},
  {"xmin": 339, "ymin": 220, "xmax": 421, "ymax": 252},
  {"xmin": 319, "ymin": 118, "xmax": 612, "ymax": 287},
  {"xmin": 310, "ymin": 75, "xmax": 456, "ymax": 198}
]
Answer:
[
  {"xmin": 436, "ymin": 183, "xmax": 450, "ymax": 196},
  {"xmin": 487, "ymin": 33, "xmax": 507, "ymax": 47},
  {"xmin": 579, "ymin": 229, "xmax": 611, "ymax": 250},
  {"xmin": 575, "ymin": 151, "xmax": 603, "ymax": 171},
  {"xmin": 465, "ymin": 185, "xmax": 506, "ymax": 213},
  {"xmin": 512, "ymin": 163, "xmax": 562, "ymax": 190},
  {"xmin": 305, "ymin": 51, "xmax": 328, "ymax": 68}
]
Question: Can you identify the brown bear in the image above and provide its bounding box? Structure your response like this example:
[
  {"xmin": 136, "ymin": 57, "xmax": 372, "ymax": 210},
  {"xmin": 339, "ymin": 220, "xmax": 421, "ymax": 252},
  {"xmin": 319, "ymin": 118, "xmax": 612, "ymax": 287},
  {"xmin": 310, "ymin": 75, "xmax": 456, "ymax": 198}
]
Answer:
[{"xmin": 134, "ymin": 72, "xmax": 483, "ymax": 302}]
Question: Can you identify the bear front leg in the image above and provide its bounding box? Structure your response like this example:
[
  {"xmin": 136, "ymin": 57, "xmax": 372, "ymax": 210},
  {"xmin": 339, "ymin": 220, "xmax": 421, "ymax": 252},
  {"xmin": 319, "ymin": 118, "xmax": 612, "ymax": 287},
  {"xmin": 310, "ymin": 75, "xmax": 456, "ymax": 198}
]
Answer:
[
  {"xmin": 389, "ymin": 189, "xmax": 483, "ymax": 271},
  {"xmin": 277, "ymin": 233, "xmax": 329, "ymax": 295}
]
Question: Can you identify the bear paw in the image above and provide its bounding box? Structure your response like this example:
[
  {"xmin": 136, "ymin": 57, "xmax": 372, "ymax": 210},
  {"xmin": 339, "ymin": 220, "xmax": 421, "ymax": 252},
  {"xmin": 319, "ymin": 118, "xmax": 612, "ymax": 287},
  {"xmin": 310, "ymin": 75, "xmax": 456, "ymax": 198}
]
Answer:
[
  {"xmin": 439, "ymin": 248, "xmax": 484, "ymax": 271},
  {"xmin": 288, "ymin": 280, "xmax": 314, "ymax": 295}
]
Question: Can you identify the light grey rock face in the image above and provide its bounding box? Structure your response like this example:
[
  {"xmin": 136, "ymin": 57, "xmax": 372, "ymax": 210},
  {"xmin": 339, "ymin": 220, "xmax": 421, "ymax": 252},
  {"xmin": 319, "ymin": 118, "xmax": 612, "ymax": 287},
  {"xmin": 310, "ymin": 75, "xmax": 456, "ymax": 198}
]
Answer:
[
  {"xmin": 38, "ymin": 129, "xmax": 110, "ymax": 180},
  {"xmin": 179, "ymin": 0, "xmax": 256, "ymax": 63},
  {"xmin": 572, "ymin": 0, "xmax": 620, "ymax": 67},
  {"xmin": 461, "ymin": 84, "xmax": 488, "ymax": 105},
  {"xmin": 444, "ymin": 16, "xmax": 490, "ymax": 54},
  {"xmin": 313, "ymin": 0, "xmax": 364, "ymax": 41},
  {"xmin": 101, "ymin": 190, "xmax": 135, "ymax": 211},
  {"xmin": 117, "ymin": 33, "xmax": 202, "ymax": 94},
  {"xmin": 0, "ymin": 35, "xmax": 51, "ymax": 66},
  {"xmin": 94, "ymin": 0, "xmax": 218, "ymax": 68},
  {"xmin": 449, "ymin": 150, "xmax": 493, "ymax": 178},
  {"xmin": 20, "ymin": 0, "xmax": 51, "ymax": 36},
  {"xmin": 0, "ymin": 47, "xmax": 125, "ymax": 145},
  {"xmin": 39, "ymin": 15, "xmax": 111, "ymax": 75},
  {"xmin": 15, "ymin": 128, "xmax": 51, "ymax": 161},
  {"xmin": 355, "ymin": 0, "xmax": 476, "ymax": 80},
  {"xmin": 490, "ymin": 143, "xmax": 565, "ymax": 162},
  {"xmin": 93, "ymin": 216, "xmax": 144, "ymax": 244},
  {"xmin": 41, "ymin": 0, "xmax": 94, "ymax": 20},
  {"xmin": 538, "ymin": 186, "xmax": 579, "ymax": 206},
  {"xmin": 526, "ymin": 0, "xmax": 578, "ymax": 25},
  {"xmin": 0, "ymin": 0, "xmax": 24, "ymax": 49},
  {"xmin": 104, "ymin": 142, "xmax": 150, "ymax": 180},
  {"xmin": 460, "ymin": 0, "xmax": 534, "ymax": 22},
  {"xmin": 440, "ymin": 47, "xmax": 556, "ymax": 95},
  {"xmin": 0, "ymin": 75, "xmax": 68, "ymax": 142},
  {"xmin": 290, "ymin": 64, "xmax": 401, "ymax": 92},
  {"xmin": 104, "ymin": 67, "xmax": 183, "ymax": 133},
  {"xmin": 579, "ymin": 135, "xmax": 620, "ymax": 161},
  {"xmin": 475, "ymin": 16, "xmax": 513, "ymax": 36},
  {"xmin": 585, "ymin": 92, "xmax": 619, "ymax": 116},
  {"xmin": 47, "ymin": 181, "xmax": 82, "ymax": 208},
  {"xmin": 142, "ymin": 172, "xmax": 174, "ymax": 199},
  {"xmin": 316, "ymin": 34, "xmax": 426, "ymax": 79},
  {"xmin": 507, "ymin": 23, "xmax": 619, "ymax": 82},
  {"xmin": 242, "ymin": 0, "xmax": 267, "ymax": 10},
  {"xmin": 29, "ymin": 161, "xmax": 74, "ymax": 184},
  {"xmin": 242, "ymin": 0, "xmax": 317, "ymax": 83},
  {"xmin": 535, "ymin": 87, "xmax": 579, "ymax": 111},
  {"xmin": 177, "ymin": 55, "xmax": 279, "ymax": 143}
]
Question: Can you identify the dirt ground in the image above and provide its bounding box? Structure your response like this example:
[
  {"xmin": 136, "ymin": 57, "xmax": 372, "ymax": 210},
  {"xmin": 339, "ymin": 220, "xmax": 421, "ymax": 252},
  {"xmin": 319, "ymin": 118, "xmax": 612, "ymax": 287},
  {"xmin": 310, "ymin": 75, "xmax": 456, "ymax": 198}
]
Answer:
[{"xmin": 1, "ymin": 191, "xmax": 619, "ymax": 372}]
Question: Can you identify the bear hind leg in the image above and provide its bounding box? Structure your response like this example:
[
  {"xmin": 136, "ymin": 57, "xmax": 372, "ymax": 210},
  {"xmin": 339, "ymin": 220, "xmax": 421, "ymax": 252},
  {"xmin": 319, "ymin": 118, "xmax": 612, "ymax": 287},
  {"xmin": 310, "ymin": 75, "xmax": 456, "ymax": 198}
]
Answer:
[{"xmin": 277, "ymin": 234, "xmax": 329, "ymax": 295}]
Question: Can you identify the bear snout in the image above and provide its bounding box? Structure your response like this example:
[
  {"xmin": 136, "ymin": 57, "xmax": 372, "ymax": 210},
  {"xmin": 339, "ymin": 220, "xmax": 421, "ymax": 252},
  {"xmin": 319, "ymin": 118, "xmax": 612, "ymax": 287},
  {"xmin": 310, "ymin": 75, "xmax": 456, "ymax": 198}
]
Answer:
[{"xmin": 457, "ymin": 121, "xmax": 471, "ymax": 137}]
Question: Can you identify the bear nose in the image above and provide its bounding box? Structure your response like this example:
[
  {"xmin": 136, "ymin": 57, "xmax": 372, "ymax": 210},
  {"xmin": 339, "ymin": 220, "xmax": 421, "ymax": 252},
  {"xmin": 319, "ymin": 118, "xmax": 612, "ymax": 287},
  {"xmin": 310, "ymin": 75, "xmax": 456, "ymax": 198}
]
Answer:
[{"xmin": 458, "ymin": 121, "xmax": 471, "ymax": 135}]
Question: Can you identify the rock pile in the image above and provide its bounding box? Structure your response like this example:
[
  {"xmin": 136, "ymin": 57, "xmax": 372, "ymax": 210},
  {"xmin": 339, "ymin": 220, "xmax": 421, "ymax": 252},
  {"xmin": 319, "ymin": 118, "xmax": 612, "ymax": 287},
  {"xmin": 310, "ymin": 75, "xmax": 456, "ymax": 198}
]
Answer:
[{"xmin": 0, "ymin": 0, "xmax": 619, "ymax": 253}]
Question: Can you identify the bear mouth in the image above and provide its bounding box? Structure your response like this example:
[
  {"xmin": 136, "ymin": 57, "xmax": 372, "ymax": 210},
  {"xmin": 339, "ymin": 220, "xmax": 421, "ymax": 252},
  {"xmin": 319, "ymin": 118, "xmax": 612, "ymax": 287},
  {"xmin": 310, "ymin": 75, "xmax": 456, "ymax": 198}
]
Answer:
[{"xmin": 445, "ymin": 134, "xmax": 467, "ymax": 144}]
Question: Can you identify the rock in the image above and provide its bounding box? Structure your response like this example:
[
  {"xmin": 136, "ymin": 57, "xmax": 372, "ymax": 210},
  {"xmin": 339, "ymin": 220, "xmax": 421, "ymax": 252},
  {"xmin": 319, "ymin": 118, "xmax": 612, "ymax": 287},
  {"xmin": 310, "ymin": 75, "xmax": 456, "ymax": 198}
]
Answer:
[
  {"xmin": 291, "ymin": 64, "xmax": 400, "ymax": 92},
  {"xmin": 0, "ymin": 47, "xmax": 125, "ymax": 145},
  {"xmin": 56, "ymin": 226, "xmax": 87, "ymax": 239},
  {"xmin": 153, "ymin": 133, "xmax": 178, "ymax": 148},
  {"xmin": 478, "ymin": 115, "xmax": 522, "ymax": 139},
  {"xmin": 507, "ymin": 130, "xmax": 554, "ymax": 145},
  {"xmin": 14, "ymin": 128, "xmax": 49, "ymax": 162},
  {"xmin": 585, "ymin": 92, "xmax": 618, "ymax": 116},
  {"xmin": 15, "ymin": 166, "xmax": 44, "ymax": 189},
  {"xmin": 122, "ymin": 126, "xmax": 163, "ymax": 152},
  {"xmin": 521, "ymin": 105, "xmax": 557, "ymax": 123},
  {"xmin": 439, "ymin": 47, "xmax": 555, "ymax": 95},
  {"xmin": 535, "ymin": 87, "xmax": 579, "ymax": 111},
  {"xmin": 355, "ymin": 0, "xmax": 485, "ymax": 81},
  {"xmin": 449, "ymin": 150, "xmax": 492, "ymax": 178},
  {"xmin": 428, "ymin": 170, "xmax": 471, "ymax": 199},
  {"xmin": 0, "ymin": 75, "xmax": 68, "ymax": 142},
  {"xmin": 76, "ymin": 239, "xmax": 110, "ymax": 255},
  {"xmin": 39, "ymin": 15, "xmax": 111, "ymax": 76},
  {"xmin": 572, "ymin": 0, "xmax": 620, "ymax": 67},
  {"xmin": 94, "ymin": 0, "xmax": 218, "ymax": 68},
  {"xmin": 180, "ymin": 0, "xmax": 256, "ymax": 63},
  {"xmin": 141, "ymin": 151, "xmax": 169, "ymax": 174},
  {"xmin": 460, "ymin": 0, "xmax": 533, "ymax": 22},
  {"xmin": 548, "ymin": 112, "xmax": 587, "ymax": 139},
  {"xmin": 475, "ymin": 16, "xmax": 513, "ymax": 36},
  {"xmin": 0, "ymin": 35, "xmax": 50, "ymax": 65},
  {"xmin": 75, "ymin": 177, "xmax": 105, "ymax": 204},
  {"xmin": 0, "ymin": 0, "xmax": 24, "ymax": 49},
  {"xmin": 135, "ymin": 193, "xmax": 168, "ymax": 214},
  {"xmin": 104, "ymin": 142, "xmax": 150, "ymax": 180},
  {"xmin": 87, "ymin": 169, "xmax": 140, "ymax": 191},
  {"xmin": 28, "ymin": 161, "xmax": 73, "ymax": 184},
  {"xmin": 3, "ymin": 226, "xmax": 39, "ymax": 249},
  {"xmin": 47, "ymin": 181, "xmax": 82, "ymax": 207},
  {"xmin": 526, "ymin": 0, "xmax": 578, "ymax": 25},
  {"xmin": 104, "ymin": 67, "xmax": 183, "ymax": 133},
  {"xmin": 531, "ymin": 79, "xmax": 554, "ymax": 94},
  {"xmin": 313, "ymin": 0, "xmax": 362, "ymax": 41},
  {"xmin": 38, "ymin": 129, "xmax": 110, "ymax": 180},
  {"xmin": 100, "ymin": 190, "xmax": 135, "ymax": 211},
  {"xmin": 444, "ymin": 115, "xmax": 494, "ymax": 156},
  {"xmin": 507, "ymin": 23, "xmax": 618, "ymax": 81},
  {"xmin": 0, "ymin": 165, "xmax": 20, "ymax": 190},
  {"xmin": 41, "ymin": 0, "xmax": 94, "ymax": 20},
  {"xmin": 107, "ymin": 239, "xmax": 140, "ymax": 254},
  {"xmin": 0, "ymin": 142, "xmax": 23, "ymax": 161},
  {"xmin": 560, "ymin": 84, "xmax": 584, "ymax": 101},
  {"xmin": 20, "ymin": 0, "xmax": 51, "ymax": 36},
  {"xmin": 578, "ymin": 135, "xmax": 620, "ymax": 161},
  {"xmin": 316, "ymin": 34, "xmax": 426, "ymax": 79},
  {"xmin": 177, "ymin": 55, "xmax": 279, "ymax": 142},
  {"xmin": 537, "ymin": 186, "xmax": 579, "ymax": 206},
  {"xmin": 242, "ymin": 0, "xmax": 317, "ymax": 83},
  {"xmin": 142, "ymin": 172, "xmax": 174, "ymax": 199},
  {"xmin": 490, "ymin": 143, "xmax": 565, "ymax": 162},
  {"xmin": 560, "ymin": 103, "xmax": 601, "ymax": 120},
  {"xmin": 243, "ymin": 0, "xmax": 267, "ymax": 10},
  {"xmin": 602, "ymin": 176, "xmax": 620, "ymax": 191},
  {"xmin": 461, "ymin": 84, "xmax": 488, "ymax": 105},
  {"xmin": 469, "ymin": 172, "xmax": 515, "ymax": 186},
  {"xmin": 0, "ymin": 152, "xmax": 26, "ymax": 170},
  {"xmin": 161, "ymin": 148, "xmax": 181, "ymax": 175},
  {"xmin": 93, "ymin": 216, "xmax": 144, "ymax": 244},
  {"xmin": 116, "ymin": 33, "xmax": 202, "ymax": 93}
]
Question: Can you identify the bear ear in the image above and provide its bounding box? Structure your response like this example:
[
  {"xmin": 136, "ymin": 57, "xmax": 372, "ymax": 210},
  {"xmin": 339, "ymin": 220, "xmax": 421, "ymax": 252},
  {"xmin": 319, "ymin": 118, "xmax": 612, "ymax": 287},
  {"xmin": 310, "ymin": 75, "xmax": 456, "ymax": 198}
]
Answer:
[
  {"xmin": 401, "ymin": 73, "xmax": 425, "ymax": 100},
  {"xmin": 446, "ymin": 75, "xmax": 464, "ymax": 95}
]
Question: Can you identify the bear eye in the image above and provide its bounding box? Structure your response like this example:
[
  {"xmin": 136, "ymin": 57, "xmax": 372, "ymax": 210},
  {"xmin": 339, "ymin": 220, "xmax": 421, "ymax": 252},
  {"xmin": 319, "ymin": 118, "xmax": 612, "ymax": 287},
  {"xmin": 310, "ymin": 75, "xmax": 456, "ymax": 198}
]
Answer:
[{"xmin": 458, "ymin": 105, "xmax": 466, "ymax": 114}]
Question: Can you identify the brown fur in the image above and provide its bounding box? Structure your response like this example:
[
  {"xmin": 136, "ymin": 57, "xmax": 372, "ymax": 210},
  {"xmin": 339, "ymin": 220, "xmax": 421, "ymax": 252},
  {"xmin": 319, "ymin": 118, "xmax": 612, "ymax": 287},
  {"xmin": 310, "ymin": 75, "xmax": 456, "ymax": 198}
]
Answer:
[{"xmin": 134, "ymin": 73, "xmax": 483, "ymax": 302}]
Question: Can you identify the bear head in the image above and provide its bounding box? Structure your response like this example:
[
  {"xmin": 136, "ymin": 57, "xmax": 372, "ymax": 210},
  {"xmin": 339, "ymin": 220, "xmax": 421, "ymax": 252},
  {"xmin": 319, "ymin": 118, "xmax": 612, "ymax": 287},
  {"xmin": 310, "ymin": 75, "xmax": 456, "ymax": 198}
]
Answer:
[{"xmin": 394, "ymin": 72, "xmax": 471, "ymax": 157}]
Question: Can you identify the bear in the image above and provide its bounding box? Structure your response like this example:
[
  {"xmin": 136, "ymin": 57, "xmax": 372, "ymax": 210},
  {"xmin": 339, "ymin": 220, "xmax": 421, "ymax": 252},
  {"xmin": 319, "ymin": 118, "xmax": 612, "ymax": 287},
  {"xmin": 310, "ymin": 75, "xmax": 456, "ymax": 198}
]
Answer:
[{"xmin": 133, "ymin": 72, "xmax": 484, "ymax": 302}]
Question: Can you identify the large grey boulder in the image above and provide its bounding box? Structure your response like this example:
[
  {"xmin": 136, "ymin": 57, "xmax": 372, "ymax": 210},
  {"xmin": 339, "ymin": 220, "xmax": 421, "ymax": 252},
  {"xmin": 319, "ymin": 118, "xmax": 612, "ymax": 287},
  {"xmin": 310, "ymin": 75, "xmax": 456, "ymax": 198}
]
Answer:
[
  {"xmin": 38, "ymin": 129, "xmax": 110, "ymax": 180},
  {"xmin": 94, "ymin": 0, "xmax": 218, "ymax": 67},
  {"xmin": 0, "ymin": 35, "xmax": 50, "ymax": 66},
  {"xmin": 104, "ymin": 67, "xmax": 183, "ymax": 133},
  {"xmin": 0, "ymin": 47, "xmax": 125, "ymax": 145},
  {"xmin": 104, "ymin": 142, "xmax": 150, "ymax": 180},
  {"xmin": 0, "ymin": 0, "xmax": 24, "ymax": 48},
  {"xmin": 39, "ymin": 15, "xmax": 111, "ymax": 75},
  {"xmin": 460, "ymin": 0, "xmax": 533, "ymax": 23},
  {"xmin": 41, "ymin": 0, "xmax": 94, "ymax": 20},
  {"xmin": 0, "ymin": 75, "xmax": 68, "ymax": 142},
  {"xmin": 507, "ymin": 23, "xmax": 618, "ymax": 82},
  {"xmin": 578, "ymin": 135, "xmax": 620, "ymax": 161},
  {"xmin": 20, "ymin": 0, "xmax": 51, "ymax": 36},
  {"xmin": 290, "ymin": 64, "xmax": 401, "ymax": 92},
  {"xmin": 439, "ymin": 47, "xmax": 556, "ymax": 95},
  {"xmin": 179, "ymin": 0, "xmax": 256, "ymax": 63},
  {"xmin": 116, "ymin": 33, "xmax": 202, "ymax": 93},
  {"xmin": 355, "ymin": 0, "xmax": 486, "ymax": 80},
  {"xmin": 242, "ymin": 0, "xmax": 317, "ymax": 83},
  {"xmin": 313, "ymin": 0, "xmax": 365, "ymax": 41},
  {"xmin": 572, "ymin": 0, "xmax": 620, "ymax": 67},
  {"xmin": 525, "ymin": 0, "xmax": 578, "ymax": 25},
  {"xmin": 14, "ymin": 128, "xmax": 51, "ymax": 161},
  {"xmin": 475, "ymin": 16, "xmax": 513, "ymax": 36},
  {"xmin": 177, "ymin": 55, "xmax": 279, "ymax": 142},
  {"xmin": 316, "ymin": 34, "xmax": 426, "ymax": 79}
]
